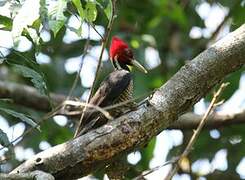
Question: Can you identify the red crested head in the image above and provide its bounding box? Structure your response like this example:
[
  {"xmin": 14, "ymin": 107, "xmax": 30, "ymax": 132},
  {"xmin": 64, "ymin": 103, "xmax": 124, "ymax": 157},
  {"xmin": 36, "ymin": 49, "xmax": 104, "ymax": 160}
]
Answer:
[
  {"xmin": 109, "ymin": 36, "xmax": 148, "ymax": 73},
  {"xmin": 109, "ymin": 36, "xmax": 133, "ymax": 64}
]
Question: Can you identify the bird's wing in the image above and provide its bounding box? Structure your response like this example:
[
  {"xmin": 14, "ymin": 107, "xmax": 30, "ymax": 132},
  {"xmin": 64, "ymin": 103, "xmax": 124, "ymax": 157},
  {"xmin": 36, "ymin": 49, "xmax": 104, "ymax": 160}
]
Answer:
[
  {"xmin": 75, "ymin": 69, "xmax": 132, "ymax": 136},
  {"xmin": 90, "ymin": 69, "xmax": 132, "ymax": 106}
]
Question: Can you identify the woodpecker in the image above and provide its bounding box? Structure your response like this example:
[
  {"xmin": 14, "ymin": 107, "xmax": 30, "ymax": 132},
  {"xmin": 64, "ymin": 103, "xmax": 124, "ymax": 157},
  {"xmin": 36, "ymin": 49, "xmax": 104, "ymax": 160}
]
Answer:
[{"xmin": 74, "ymin": 36, "xmax": 147, "ymax": 137}]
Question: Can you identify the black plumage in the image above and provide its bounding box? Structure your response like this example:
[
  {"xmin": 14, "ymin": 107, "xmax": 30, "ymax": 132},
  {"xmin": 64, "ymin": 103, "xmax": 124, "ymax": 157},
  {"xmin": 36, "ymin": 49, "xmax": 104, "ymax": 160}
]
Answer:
[{"xmin": 74, "ymin": 69, "xmax": 134, "ymax": 137}]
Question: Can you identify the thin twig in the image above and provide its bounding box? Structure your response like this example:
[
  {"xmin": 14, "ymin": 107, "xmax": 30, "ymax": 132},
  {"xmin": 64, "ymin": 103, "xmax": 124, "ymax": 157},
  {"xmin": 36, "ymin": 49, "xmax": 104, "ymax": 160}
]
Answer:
[
  {"xmin": 88, "ymin": 0, "xmax": 117, "ymax": 100},
  {"xmin": 64, "ymin": 100, "xmax": 113, "ymax": 120},
  {"xmin": 64, "ymin": 91, "xmax": 150, "ymax": 115},
  {"xmin": 74, "ymin": 0, "xmax": 117, "ymax": 137},
  {"xmin": 133, "ymin": 157, "xmax": 179, "ymax": 180},
  {"xmin": 66, "ymin": 23, "xmax": 91, "ymax": 100},
  {"xmin": 89, "ymin": 22, "xmax": 104, "ymax": 41},
  {"xmin": 165, "ymin": 82, "xmax": 229, "ymax": 180}
]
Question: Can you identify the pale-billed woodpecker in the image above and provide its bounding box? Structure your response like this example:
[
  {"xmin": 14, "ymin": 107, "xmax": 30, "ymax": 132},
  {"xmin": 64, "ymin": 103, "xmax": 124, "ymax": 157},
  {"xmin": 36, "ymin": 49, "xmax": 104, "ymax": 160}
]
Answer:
[{"xmin": 74, "ymin": 36, "xmax": 147, "ymax": 137}]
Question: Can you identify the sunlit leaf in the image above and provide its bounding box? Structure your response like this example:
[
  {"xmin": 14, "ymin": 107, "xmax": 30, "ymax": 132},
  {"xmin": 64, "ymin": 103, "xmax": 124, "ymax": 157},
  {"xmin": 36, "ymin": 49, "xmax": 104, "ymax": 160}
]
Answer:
[
  {"xmin": 67, "ymin": 26, "xmax": 82, "ymax": 37},
  {"xmin": 48, "ymin": 0, "xmax": 68, "ymax": 37},
  {"xmin": 72, "ymin": 0, "xmax": 84, "ymax": 20},
  {"xmin": 48, "ymin": 20, "xmax": 65, "ymax": 37},
  {"xmin": 12, "ymin": 64, "xmax": 49, "ymax": 97},
  {"xmin": 0, "ymin": 107, "xmax": 40, "ymax": 131},
  {"xmin": 85, "ymin": 1, "xmax": 97, "ymax": 22},
  {"xmin": 0, "ymin": 15, "xmax": 12, "ymax": 30},
  {"xmin": 104, "ymin": 0, "xmax": 112, "ymax": 20}
]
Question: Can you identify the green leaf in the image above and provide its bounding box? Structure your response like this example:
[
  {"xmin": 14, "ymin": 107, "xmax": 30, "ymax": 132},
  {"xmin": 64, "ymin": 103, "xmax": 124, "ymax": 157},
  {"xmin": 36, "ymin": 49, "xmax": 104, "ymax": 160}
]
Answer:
[
  {"xmin": 0, "ymin": 15, "xmax": 12, "ymax": 30},
  {"xmin": 48, "ymin": 20, "xmax": 65, "ymax": 37},
  {"xmin": 67, "ymin": 26, "xmax": 82, "ymax": 37},
  {"xmin": 72, "ymin": 0, "xmax": 84, "ymax": 20},
  {"xmin": 0, "ymin": 107, "xmax": 40, "ymax": 131},
  {"xmin": 48, "ymin": 0, "xmax": 68, "ymax": 37},
  {"xmin": 140, "ymin": 137, "xmax": 156, "ymax": 169},
  {"xmin": 104, "ymin": 0, "xmax": 112, "ymax": 20},
  {"xmin": 85, "ymin": 1, "xmax": 97, "ymax": 22},
  {"xmin": 12, "ymin": 64, "xmax": 49, "ymax": 97}
]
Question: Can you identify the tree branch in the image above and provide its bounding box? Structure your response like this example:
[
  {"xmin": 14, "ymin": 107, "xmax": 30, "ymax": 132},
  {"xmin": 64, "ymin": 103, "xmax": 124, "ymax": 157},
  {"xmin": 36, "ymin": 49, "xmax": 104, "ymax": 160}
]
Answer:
[
  {"xmin": 0, "ymin": 81, "xmax": 65, "ymax": 111},
  {"xmin": 9, "ymin": 24, "xmax": 245, "ymax": 179}
]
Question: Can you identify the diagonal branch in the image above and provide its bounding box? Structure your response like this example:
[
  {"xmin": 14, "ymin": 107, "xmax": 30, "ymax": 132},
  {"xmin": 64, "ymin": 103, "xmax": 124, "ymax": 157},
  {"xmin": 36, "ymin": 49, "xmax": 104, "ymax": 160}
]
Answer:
[{"xmin": 9, "ymin": 24, "xmax": 245, "ymax": 179}]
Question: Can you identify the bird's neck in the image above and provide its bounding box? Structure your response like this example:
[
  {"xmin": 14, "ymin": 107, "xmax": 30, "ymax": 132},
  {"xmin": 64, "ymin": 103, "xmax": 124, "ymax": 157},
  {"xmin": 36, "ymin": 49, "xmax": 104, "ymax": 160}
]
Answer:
[{"xmin": 112, "ymin": 59, "xmax": 130, "ymax": 72}]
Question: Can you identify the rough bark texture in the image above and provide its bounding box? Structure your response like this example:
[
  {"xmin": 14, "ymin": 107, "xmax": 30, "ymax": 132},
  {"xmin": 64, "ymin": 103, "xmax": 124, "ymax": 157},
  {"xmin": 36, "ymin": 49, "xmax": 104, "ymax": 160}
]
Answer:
[{"xmin": 10, "ymin": 25, "xmax": 245, "ymax": 179}]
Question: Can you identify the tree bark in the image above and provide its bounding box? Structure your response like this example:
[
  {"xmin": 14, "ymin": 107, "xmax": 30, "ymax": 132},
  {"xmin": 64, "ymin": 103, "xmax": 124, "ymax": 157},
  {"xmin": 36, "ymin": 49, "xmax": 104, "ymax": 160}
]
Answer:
[{"xmin": 9, "ymin": 24, "xmax": 245, "ymax": 179}]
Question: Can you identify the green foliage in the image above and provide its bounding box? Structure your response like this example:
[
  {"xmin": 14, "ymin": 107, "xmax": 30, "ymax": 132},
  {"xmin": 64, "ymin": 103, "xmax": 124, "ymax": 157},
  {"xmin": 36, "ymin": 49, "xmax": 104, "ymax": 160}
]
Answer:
[
  {"xmin": 48, "ymin": 0, "xmax": 68, "ymax": 37},
  {"xmin": 72, "ymin": 0, "xmax": 84, "ymax": 20},
  {"xmin": 0, "ymin": 107, "xmax": 40, "ymax": 130},
  {"xmin": 231, "ymin": 4, "xmax": 245, "ymax": 28},
  {"xmin": 104, "ymin": 0, "xmax": 112, "ymax": 20},
  {"xmin": 0, "ymin": 15, "xmax": 12, "ymax": 30},
  {"xmin": 12, "ymin": 64, "xmax": 49, "ymax": 97},
  {"xmin": 85, "ymin": 1, "xmax": 98, "ymax": 22},
  {"xmin": 139, "ymin": 138, "xmax": 156, "ymax": 169}
]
